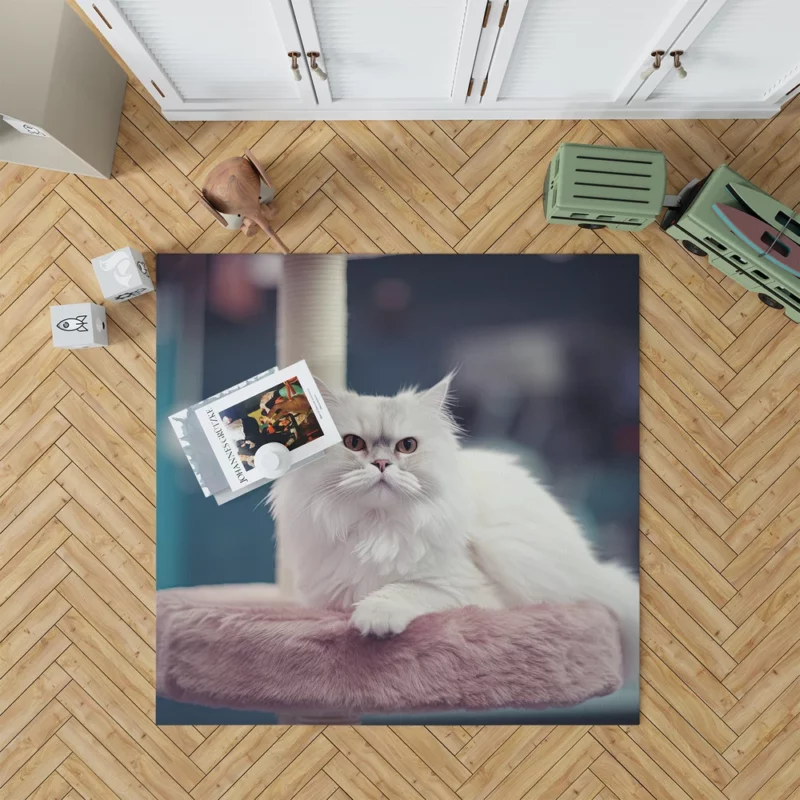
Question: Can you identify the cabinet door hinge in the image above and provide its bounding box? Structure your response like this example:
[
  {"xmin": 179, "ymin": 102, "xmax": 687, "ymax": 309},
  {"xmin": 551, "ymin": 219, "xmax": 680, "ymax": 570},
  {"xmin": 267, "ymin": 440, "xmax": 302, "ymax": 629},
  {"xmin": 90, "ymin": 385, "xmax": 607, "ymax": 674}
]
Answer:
[
  {"xmin": 467, "ymin": 78, "xmax": 475, "ymax": 97},
  {"xmin": 480, "ymin": 77, "xmax": 488, "ymax": 97},
  {"xmin": 499, "ymin": 0, "xmax": 509, "ymax": 27},
  {"xmin": 482, "ymin": 0, "xmax": 492, "ymax": 27}
]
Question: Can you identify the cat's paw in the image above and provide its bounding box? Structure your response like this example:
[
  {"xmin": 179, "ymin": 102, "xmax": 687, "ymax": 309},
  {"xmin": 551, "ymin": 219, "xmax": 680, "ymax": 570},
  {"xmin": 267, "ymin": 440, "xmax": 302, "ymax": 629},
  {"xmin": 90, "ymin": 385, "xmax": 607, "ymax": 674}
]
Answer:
[{"xmin": 350, "ymin": 596, "xmax": 417, "ymax": 637}]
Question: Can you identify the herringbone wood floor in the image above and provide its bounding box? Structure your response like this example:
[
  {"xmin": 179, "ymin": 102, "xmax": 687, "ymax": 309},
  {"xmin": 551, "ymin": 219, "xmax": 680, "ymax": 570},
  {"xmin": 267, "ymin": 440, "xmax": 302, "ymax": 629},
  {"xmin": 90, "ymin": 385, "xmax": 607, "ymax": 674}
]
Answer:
[{"xmin": 3, "ymin": 30, "xmax": 800, "ymax": 800}]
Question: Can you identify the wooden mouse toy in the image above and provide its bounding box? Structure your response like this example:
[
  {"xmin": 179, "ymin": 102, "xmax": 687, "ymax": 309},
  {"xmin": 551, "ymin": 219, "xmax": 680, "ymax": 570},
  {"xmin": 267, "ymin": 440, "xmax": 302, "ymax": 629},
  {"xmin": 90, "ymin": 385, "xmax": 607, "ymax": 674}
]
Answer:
[{"xmin": 197, "ymin": 149, "xmax": 289, "ymax": 253}]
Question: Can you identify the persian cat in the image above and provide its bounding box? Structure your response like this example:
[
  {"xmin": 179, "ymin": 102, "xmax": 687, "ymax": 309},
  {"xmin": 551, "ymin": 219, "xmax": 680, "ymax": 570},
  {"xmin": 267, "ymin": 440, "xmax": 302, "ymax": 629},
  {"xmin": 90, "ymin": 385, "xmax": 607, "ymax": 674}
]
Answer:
[{"xmin": 270, "ymin": 376, "xmax": 639, "ymax": 681}]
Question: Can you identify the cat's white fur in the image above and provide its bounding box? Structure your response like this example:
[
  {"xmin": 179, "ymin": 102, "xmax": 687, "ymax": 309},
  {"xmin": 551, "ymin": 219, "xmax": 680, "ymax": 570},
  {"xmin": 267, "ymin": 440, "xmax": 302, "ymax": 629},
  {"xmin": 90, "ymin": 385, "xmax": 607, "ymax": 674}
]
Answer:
[{"xmin": 270, "ymin": 376, "xmax": 639, "ymax": 682}]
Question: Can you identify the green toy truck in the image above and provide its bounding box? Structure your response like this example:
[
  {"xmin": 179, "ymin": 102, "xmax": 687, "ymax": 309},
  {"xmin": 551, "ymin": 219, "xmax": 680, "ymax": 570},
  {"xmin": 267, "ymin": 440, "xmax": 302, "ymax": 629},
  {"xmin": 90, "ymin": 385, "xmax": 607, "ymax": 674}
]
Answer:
[
  {"xmin": 544, "ymin": 142, "xmax": 800, "ymax": 323},
  {"xmin": 660, "ymin": 164, "xmax": 800, "ymax": 323}
]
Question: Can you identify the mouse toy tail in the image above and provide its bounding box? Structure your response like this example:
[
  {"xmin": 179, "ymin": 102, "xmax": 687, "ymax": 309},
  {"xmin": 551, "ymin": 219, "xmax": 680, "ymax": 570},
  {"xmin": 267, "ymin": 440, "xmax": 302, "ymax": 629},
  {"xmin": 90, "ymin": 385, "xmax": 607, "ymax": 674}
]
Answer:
[{"xmin": 254, "ymin": 215, "xmax": 289, "ymax": 254}]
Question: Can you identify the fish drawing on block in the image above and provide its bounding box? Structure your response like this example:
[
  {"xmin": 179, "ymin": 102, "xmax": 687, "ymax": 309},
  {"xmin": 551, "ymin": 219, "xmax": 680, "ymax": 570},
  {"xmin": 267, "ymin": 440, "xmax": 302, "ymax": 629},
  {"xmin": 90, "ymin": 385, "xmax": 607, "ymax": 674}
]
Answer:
[
  {"xmin": 713, "ymin": 204, "xmax": 800, "ymax": 278},
  {"xmin": 56, "ymin": 315, "xmax": 89, "ymax": 333}
]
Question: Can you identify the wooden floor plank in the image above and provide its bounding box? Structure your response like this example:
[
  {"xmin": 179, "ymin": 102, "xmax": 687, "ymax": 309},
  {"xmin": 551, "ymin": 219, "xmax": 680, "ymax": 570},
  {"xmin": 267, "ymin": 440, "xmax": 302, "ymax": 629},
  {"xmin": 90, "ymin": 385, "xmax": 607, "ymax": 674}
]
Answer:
[
  {"xmin": 0, "ymin": 733, "xmax": 70, "ymax": 800},
  {"xmin": 322, "ymin": 173, "xmax": 416, "ymax": 254},
  {"xmin": 640, "ymin": 392, "xmax": 736, "ymax": 500},
  {"xmin": 256, "ymin": 734, "xmax": 337, "ymax": 799},
  {"xmin": 121, "ymin": 86, "xmax": 202, "ymax": 176},
  {"xmin": 187, "ymin": 121, "xmax": 239, "ymax": 157},
  {"xmin": 0, "ymin": 665, "xmax": 70, "ymax": 756},
  {"xmin": 0, "ymin": 163, "xmax": 36, "ymax": 207},
  {"xmin": 0, "ymin": 170, "xmax": 66, "ymax": 244},
  {"xmin": 641, "ymin": 536, "xmax": 736, "ymax": 644},
  {"xmin": 640, "ymin": 501, "xmax": 736, "ymax": 608},
  {"xmin": 189, "ymin": 727, "xmax": 289, "ymax": 800},
  {"xmin": 110, "ymin": 148, "xmax": 202, "ymax": 249},
  {"xmin": 321, "ymin": 137, "xmax": 453, "ymax": 253},
  {"xmin": 322, "ymin": 208, "xmax": 381, "ymax": 254},
  {"xmin": 322, "ymin": 751, "xmax": 386, "ymax": 800},
  {"xmin": 56, "ymin": 717, "xmax": 159, "ymax": 800},
  {"xmin": 364, "ymin": 120, "xmax": 469, "ymax": 210},
  {"xmin": 454, "ymin": 119, "xmax": 578, "ymax": 230},
  {"xmin": 640, "ymin": 356, "xmax": 735, "ymax": 464},
  {"xmin": 56, "ymin": 608, "xmax": 156, "ymax": 718},
  {"xmin": 454, "ymin": 121, "xmax": 506, "ymax": 156},
  {"xmin": 640, "ymin": 319, "xmax": 736, "ymax": 426},
  {"xmin": 57, "ymin": 680, "xmax": 194, "ymax": 800},
  {"xmin": 723, "ymin": 539, "xmax": 800, "ymax": 642},
  {"xmin": 56, "ymin": 392, "xmax": 154, "ymax": 505},
  {"xmin": 399, "ymin": 121, "xmax": 469, "ymax": 174},
  {"xmin": 57, "ymin": 753, "xmax": 120, "ymax": 800},
  {"xmin": 457, "ymin": 728, "xmax": 551, "ymax": 800},
  {"xmin": 453, "ymin": 121, "xmax": 539, "ymax": 192},
  {"xmin": 0, "ymin": 194, "xmax": 70, "ymax": 278},
  {"xmin": 0, "ymin": 228, "xmax": 69, "ymax": 316},
  {"xmin": 116, "ymin": 116, "xmax": 200, "ymax": 211},
  {"xmin": 435, "ymin": 120, "xmax": 470, "ymax": 139},
  {"xmin": 723, "ymin": 496, "xmax": 800, "ymax": 592},
  {"xmin": 329, "ymin": 121, "xmax": 468, "ymax": 246},
  {"xmin": 638, "ymin": 679, "xmax": 737, "ymax": 790}
]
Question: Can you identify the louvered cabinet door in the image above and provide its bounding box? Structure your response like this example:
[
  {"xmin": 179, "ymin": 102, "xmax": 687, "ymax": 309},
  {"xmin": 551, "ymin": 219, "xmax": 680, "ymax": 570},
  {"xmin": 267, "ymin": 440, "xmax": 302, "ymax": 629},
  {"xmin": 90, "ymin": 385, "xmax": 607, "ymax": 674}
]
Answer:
[
  {"xmin": 289, "ymin": 0, "xmax": 487, "ymax": 109},
  {"xmin": 479, "ymin": 0, "xmax": 705, "ymax": 111},
  {"xmin": 76, "ymin": 0, "xmax": 317, "ymax": 114},
  {"xmin": 632, "ymin": 0, "xmax": 800, "ymax": 110}
]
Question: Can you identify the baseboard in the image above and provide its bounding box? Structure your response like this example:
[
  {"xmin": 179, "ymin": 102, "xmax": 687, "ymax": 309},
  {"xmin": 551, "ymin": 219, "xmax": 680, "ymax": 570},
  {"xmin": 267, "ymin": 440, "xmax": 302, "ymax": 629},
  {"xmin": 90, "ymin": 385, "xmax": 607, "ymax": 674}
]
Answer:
[{"xmin": 162, "ymin": 104, "xmax": 779, "ymax": 122}]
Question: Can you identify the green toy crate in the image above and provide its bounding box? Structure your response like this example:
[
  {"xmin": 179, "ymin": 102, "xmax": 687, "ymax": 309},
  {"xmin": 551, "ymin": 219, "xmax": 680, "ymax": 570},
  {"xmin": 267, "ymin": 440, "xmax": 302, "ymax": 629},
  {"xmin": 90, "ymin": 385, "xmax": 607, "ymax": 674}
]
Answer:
[
  {"xmin": 544, "ymin": 143, "xmax": 667, "ymax": 231},
  {"xmin": 661, "ymin": 164, "xmax": 800, "ymax": 323}
]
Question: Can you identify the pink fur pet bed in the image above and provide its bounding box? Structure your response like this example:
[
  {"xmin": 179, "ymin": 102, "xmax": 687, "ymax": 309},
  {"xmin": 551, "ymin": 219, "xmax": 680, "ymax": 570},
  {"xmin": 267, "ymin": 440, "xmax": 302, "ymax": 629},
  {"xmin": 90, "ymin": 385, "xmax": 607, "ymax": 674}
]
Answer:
[{"xmin": 157, "ymin": 583, "xmax": 623, "ymax": 715}]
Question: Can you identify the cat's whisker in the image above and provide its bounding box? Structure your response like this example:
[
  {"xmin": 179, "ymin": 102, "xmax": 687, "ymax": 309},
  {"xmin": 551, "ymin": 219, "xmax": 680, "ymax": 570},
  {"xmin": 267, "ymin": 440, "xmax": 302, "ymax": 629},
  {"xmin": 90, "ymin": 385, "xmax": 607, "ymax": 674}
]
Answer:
[
  {"xmin": 385, "ymin": 469, "xmax": 428, "ymax": 501},
  {"xmin": 312, "ymin": 472, "xmax": 364, "ymax": 499},
  {"xmin": 253, "ymin": 493, "xmax": 270, "ymax": 511},
  {"xmin": 311, "ymin": 477, "xmax": 369, "ymax": 513},
  {"xmin": 337, "ymin": 470, "xmax": 372, "ymax": 490}
]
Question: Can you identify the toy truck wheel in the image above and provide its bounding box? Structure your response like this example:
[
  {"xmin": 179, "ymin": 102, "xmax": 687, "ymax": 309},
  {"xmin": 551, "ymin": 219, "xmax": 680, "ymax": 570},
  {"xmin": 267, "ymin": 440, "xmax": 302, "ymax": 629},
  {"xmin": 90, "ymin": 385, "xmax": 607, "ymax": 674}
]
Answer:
[
  {"xmin": 578, "ymin": 223, "xmax": 606, "ymax": 230},
  {"xmin": 682, "ymin": 240, "xmax": 707, "ymax": 257},
  {"xmin": 758, "ymin": 293, "xmax": 784, "ymax": 310}
]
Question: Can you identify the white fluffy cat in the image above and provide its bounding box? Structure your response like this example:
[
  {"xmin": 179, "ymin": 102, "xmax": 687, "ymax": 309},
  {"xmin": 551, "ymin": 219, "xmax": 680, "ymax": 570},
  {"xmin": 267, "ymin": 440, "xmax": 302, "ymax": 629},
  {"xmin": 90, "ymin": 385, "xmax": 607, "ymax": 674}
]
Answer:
[{"xmin": 270, "ymin": 376, "xmax": 639, "ymax": 682}]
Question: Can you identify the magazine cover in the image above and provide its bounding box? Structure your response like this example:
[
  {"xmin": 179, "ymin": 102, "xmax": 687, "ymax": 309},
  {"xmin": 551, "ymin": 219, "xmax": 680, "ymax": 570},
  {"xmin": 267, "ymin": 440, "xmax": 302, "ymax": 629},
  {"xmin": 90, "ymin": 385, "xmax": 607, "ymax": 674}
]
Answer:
[{"xmin": 193, "ymin": 360, "xmax": 340, "ymax": 491}]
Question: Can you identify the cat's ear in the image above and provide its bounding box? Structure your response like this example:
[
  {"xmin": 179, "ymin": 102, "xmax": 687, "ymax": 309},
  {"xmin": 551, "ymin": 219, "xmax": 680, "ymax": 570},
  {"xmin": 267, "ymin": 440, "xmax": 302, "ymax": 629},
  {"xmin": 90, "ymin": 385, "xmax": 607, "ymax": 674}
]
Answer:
[{"xmin": 422, "ymin": 371, "xmax": 456, "ymax": 411}]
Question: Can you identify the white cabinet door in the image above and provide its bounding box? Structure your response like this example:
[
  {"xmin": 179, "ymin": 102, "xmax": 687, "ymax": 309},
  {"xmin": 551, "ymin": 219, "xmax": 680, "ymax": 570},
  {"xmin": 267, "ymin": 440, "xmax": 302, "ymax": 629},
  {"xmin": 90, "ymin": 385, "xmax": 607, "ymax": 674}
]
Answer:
[
  {"xmin": 289, "ymin": 0, "xmax": 487, "ymax": 109},
  {"xmin": 633, "ymin": 0, "xmax": 800, "ymax": 109},
  {"xmin": 76, "ymin": 0, "xmax": 317, "ymax": 113},
  {"xmin": 480, "ymin": 0, "xmax": 705, "ymax": 111}
]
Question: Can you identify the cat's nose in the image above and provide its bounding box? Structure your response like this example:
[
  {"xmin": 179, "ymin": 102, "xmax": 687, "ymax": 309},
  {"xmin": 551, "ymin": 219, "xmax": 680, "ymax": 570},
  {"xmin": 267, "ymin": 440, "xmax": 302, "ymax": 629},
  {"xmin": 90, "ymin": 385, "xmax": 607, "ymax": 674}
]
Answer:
[{"xmin": 372, "ymin": 460, "xmax": 390, "ymax": 473}]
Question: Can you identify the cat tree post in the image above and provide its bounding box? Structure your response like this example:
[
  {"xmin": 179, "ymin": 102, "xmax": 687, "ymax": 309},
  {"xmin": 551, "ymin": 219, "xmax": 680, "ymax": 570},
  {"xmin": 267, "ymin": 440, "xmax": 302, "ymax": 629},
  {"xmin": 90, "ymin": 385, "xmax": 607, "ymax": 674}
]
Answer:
[{"xmin": 276, "ymin": 255, "xmax": 347, "ymax": 596}]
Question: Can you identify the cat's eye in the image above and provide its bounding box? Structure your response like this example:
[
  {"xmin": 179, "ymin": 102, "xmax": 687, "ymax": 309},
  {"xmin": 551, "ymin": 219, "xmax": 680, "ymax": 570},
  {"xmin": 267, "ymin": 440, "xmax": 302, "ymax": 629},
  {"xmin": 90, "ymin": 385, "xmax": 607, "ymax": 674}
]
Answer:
[
  {"xmin": 343, "ymin": 434, "xmax": 366, "ymax": 452},
  {"xmin": 396, "ymin": 437, "xmax": 418, "ymax": 454}
]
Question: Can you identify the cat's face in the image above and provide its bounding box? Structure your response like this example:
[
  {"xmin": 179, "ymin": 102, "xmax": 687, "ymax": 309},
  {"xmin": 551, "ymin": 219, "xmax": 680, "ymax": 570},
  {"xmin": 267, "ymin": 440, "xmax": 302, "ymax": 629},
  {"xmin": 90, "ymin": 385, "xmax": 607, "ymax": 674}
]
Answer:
[{"xmin": 309, "ymin": 375, "xmax": 460, "ymax": 516}]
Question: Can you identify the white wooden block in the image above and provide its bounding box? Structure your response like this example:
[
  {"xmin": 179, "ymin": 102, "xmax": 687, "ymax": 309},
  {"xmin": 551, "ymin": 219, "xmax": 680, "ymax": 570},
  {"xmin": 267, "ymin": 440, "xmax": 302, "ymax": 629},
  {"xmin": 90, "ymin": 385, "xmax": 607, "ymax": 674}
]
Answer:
[
  {"xmin": 91, "ymin": 246, "xmax": 154, "ymax": 302},
  {"xmin": 51, "ymin": 303, "xmax": 107, "ymax": 349}
]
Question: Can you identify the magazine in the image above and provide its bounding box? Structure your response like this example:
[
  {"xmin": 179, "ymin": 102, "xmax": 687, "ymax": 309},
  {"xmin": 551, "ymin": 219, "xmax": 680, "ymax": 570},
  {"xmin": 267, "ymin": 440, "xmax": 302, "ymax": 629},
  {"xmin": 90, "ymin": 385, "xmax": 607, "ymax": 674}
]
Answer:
[{"xmin": 169, "ymin": 360, "xmax": 341, "ymax": 503}]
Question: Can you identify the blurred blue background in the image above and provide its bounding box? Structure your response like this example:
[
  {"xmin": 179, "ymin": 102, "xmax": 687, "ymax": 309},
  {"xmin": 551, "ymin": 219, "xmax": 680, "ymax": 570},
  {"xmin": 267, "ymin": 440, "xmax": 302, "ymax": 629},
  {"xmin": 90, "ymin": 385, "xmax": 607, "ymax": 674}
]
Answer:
[{"xmin": 156, "ymin": 253, "xmax": 639, "ymax": 725}]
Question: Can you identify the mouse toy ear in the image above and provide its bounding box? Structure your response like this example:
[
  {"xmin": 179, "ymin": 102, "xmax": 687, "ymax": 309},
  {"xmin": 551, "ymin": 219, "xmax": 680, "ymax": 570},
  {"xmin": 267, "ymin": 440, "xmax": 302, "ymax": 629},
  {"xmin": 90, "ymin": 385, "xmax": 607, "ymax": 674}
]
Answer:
[
  {"xmin": 196, "ymin": 190, "xmax": 229, "ymax": 227},
  {"xmin": 244, "ymin": 149, "xmax": 273, "ymax": 189}
]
